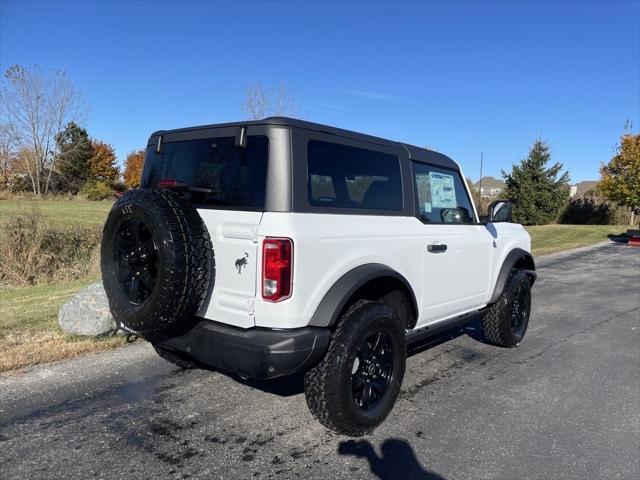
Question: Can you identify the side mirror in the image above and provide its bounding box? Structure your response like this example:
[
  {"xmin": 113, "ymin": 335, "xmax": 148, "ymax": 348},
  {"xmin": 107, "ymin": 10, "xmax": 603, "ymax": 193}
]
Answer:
[
  {"xmin": 440, "ymin": 207, "xmax": 472, "ymax": 224},
  {"xmin": 488, "ymin": 200, "xmax": 513, "ymax": 223}
]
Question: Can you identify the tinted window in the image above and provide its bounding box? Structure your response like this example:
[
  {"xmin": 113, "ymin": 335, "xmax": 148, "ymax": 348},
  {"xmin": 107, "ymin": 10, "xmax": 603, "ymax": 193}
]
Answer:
[
  {"xmin": 412, "ymin": 162, "xmax": 474, "ymax": 224},
  {"xmin": 307, "ymin": 140, "xmax": 402, "ymax": 210},
  {"xmin": 141, "ymin": 136, "xmax": 268, "ymax": 209}
]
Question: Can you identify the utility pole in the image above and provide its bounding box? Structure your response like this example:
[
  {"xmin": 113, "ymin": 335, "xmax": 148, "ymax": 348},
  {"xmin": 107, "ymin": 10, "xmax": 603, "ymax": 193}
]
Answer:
[{"xmin": 478, "ymin": 152, "xmax": 484, "ymax": 200}]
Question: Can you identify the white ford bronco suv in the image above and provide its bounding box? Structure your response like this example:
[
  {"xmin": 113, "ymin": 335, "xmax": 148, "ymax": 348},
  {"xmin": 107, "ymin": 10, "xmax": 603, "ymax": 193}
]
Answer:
[{"xmin": 101, "ymin": 117, "xmax": 536, "ymax": 436}]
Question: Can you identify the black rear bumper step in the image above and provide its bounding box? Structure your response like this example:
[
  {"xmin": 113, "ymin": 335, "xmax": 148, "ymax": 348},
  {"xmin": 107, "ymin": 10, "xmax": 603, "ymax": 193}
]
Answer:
[{"xmin": 148, "ymin": 319, "xmax": 331, "ymax": 380}]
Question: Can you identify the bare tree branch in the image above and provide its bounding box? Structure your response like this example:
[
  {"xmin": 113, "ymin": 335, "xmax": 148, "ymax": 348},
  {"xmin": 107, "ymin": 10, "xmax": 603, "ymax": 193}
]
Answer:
[
  {"xmin": 0, "ymin": 123, "xmax": 18, "ymax": 181},
  {"xmin": 0, "ymin": 65, "xmax": 85, "ymax": 195},
  {"xmin": 241, "ymin": 82, "xmax": 300, "ymax": 120}
]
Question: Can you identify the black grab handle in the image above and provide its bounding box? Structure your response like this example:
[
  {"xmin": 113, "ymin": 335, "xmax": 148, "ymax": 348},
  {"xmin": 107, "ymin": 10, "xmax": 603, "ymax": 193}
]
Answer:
[{"xmin": 427, "ymin": 244, "xmax": 448, "ymax": 253}]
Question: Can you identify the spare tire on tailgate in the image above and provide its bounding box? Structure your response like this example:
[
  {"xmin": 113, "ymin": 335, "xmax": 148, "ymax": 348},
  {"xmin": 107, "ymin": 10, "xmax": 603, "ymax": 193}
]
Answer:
[{"xmin": 101, "ymin": 189, "xmax": 213, "ymax": 335}]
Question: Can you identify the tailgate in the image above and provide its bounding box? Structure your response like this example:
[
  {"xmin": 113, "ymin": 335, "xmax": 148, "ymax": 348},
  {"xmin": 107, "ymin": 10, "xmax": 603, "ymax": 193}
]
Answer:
[{"xmin": 197, "ymin": 209, "xmax": 263, "ymax": 328}]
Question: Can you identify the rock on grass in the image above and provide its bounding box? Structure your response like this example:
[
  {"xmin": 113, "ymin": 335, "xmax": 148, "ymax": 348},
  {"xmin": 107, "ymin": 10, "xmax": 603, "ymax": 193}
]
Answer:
[{"xmin": 58, "ymin": 282, "xmax": 116, "ymax": 336}]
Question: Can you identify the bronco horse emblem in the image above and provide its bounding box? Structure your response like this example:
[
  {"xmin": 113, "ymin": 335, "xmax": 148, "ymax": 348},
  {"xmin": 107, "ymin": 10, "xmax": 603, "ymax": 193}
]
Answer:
[{"xmin": 235, "ymin": 253, "xmax": 249, "ymax": 274}]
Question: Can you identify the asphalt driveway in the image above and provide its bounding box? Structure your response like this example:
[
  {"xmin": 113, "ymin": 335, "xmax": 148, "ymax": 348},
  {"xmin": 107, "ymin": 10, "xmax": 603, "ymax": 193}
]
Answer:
[{"xmin": 1, "ymin": 241, "xmax": 638, "ymax": 480}]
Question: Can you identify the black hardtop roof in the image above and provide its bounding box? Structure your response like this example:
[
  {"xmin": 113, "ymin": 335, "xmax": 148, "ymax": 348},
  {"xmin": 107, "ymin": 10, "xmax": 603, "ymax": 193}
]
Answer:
[{"xmin": 151, "ymin": 117, "xmax": 459, "ymax": 170}]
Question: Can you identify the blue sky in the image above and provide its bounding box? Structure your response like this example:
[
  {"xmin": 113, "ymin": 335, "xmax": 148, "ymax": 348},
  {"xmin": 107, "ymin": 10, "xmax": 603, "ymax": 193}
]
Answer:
[{"xmin": 1, "ymin": 0, "xmax": 638, "ymax": 183}]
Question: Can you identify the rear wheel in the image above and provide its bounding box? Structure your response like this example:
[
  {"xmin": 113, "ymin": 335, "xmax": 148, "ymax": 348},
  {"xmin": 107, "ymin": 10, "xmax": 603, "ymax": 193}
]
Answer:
[
  {"xmin": 481, "ymin": 269, "xmax": 531, "ymax": 347},
  {"xmin": 304, "ymin": 300, "xmax": 406, "ymax": 437}
]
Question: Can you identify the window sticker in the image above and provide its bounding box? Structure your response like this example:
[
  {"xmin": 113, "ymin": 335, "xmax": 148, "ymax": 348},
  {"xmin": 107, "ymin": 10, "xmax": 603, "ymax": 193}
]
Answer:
[
  {"xmin": 429, "ymin": 172, "xmax": 456, "ymax": 208},
  {"xmin": 423, "ymin": 201, "xmax": 432, "ymax": 213}
]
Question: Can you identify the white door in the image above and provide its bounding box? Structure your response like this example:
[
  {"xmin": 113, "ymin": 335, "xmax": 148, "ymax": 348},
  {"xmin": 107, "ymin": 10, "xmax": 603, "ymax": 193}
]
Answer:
[{"xmin": 411, "ymin": 162, "xmax": 493, "ymax": 327}]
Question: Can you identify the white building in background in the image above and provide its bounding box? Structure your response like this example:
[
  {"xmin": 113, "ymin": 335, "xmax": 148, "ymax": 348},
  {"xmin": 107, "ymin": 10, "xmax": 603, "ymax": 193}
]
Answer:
[
  {"xmin": 569, "ymin": 181, "xmax": 599, "ymax": 198},
  {"xmin": 473, "ymin": 176, "xmax": 505, "ymax": 199}
]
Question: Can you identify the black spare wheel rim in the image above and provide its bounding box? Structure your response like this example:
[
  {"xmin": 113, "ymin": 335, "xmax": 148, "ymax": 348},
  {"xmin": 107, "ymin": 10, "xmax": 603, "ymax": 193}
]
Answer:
[
  {"xmin": 101, "ymin": 189, "xmax": 213, "ymax": 336},
  {"xmin": 114, "ymin": 218, "xmax": 158, "ymax": 305},
  {"xmin": 351, "ymin": 330, "xmax": 395, "ymax": 410}
]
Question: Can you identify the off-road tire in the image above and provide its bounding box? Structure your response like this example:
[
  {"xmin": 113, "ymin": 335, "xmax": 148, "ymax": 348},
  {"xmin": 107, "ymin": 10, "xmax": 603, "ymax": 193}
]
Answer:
[
  {"xmin": 304, "ymin": 300, "xmax": 406, "ymax": 437},
  {"xmin": 101, "ymin": 189, "xmax": 213, "ymax": 335},
  {"xmin": 152, "ymin": 344, "xmax": 196, "ymax": 369},
  {"xmin": 481, "ymin": 269, "xmax": 531, "ymax": 347}
]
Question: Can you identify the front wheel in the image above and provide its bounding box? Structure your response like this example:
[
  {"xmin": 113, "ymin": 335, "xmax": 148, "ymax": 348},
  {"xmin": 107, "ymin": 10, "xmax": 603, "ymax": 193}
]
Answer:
[
  {"xmin": 481, "ymin": 269, "xmax": 532, "ymax": 347},
  {"xmin": 304, "ymin": 300, "xmax": 406, "ymax": 437}
]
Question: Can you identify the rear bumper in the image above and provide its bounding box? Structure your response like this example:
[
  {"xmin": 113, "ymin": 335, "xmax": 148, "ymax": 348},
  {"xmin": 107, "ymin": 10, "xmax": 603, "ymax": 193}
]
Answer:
[{"xmin": 148, "ymin": 319, "xmax": 331, "ymax": 380}]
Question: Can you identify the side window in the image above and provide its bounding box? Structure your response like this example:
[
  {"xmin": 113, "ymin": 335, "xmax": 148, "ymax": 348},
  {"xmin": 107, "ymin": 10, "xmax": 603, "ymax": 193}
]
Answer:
[
  {"xmin": 309, "ymin": 174, "xmax": 336, "ymax": 203},
  {"xmin": 412, "ymin": 162, "xmax": 474, "ymax": 224},
  {"xmin": 307, "ymin": 140, "xmax": 402, "ymax": 210}
]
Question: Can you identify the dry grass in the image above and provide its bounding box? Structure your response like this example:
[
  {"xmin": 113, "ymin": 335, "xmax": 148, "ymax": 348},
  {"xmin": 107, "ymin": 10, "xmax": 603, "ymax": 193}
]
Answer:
[
  {"xmin": 0, "ymin": 279, "xmax": 126, "ymax": 372},
  {"xmin": 0, "ymin": 211, "xmax": 102, "ymax": 287},
  {"xmin": 0, "ymin": 330, "xmax": 125, "ymax": 372}
]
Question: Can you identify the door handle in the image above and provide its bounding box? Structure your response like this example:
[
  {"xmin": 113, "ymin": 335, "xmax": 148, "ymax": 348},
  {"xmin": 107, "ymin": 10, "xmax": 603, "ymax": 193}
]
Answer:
[{"xmin": 427, "ymin": 243, "xmax": 448, "ymax": 253}]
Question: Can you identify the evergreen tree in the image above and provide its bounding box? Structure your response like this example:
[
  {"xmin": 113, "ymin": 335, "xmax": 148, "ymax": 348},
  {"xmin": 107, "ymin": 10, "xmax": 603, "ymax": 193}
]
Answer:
[
  {"xmin": 502, "ymin": 140, "xmax": 570, "ymax": 225},
  {"xmin": 56, "ymin": 122, "xmax": 94, "ymax": 193}
]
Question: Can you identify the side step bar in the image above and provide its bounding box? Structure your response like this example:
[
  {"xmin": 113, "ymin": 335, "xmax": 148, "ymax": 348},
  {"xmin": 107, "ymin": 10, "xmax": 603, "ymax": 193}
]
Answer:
[{"xmin": 406, "ymin": 307, "xmax": 488, "ymax": 346}]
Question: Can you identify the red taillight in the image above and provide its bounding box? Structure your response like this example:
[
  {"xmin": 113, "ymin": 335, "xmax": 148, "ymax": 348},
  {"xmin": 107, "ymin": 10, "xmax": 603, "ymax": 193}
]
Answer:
[
  {"xmin": 156, "ymin": 179, "xmax": 186, "ymax": 188},
  {"xmin": 262, "ymin": 237, "xmax": 293, "ymax": 302}
]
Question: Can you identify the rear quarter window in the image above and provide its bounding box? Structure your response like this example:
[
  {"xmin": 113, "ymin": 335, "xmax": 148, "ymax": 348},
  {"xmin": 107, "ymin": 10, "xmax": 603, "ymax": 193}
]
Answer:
[
  {"xmin": 141, "ymin": 136, "xmax": 268, "ymax": 210},
  {"xmin": 307, "ymin": 140, "xmax": 402, "ymax": 211}
]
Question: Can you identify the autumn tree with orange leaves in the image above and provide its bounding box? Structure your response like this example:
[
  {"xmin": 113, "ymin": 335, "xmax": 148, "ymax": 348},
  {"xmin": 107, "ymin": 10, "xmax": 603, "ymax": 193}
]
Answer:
[
  {"xmin": 599, "ymin": 130, "xmax": 640, "ymax": 225},
  {"xmin": 124, "ymin": 149, "xmax": 145, "ymax": 188},
  {"xmin": 88, "ymin": 140, "xmax": 119, "ymax": 182}
]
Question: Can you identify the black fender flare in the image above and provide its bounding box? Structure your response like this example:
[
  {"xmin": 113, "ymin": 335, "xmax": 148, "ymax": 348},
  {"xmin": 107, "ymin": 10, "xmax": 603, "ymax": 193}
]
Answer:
[
  {"xmin": 308, "ymin": 263, "xmax": 419, "ymax": 328},
  {"xmin": 488, "ymin": 248, "xmax": 536, "ymax": 304}
]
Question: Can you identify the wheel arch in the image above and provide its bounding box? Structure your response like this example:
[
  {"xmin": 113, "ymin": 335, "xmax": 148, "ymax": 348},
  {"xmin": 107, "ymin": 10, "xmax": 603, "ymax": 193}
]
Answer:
[
  {"xmin": 308, "ymin": 263, "xmax": 419, "ymax": 330},
  {"xmin": 488, "ymin": 248, "xmax": 536, "ymax": 304}
]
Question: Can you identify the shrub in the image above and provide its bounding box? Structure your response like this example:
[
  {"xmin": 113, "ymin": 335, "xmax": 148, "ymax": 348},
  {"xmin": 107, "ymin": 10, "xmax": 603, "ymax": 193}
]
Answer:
[
  {"xmin": 80, "ymin": 180, "xmax": 117, "ymax": 201},
  {"xmin": 111, "ymin": 180, "xmax": 127, "ymax": 194},
  {"xmin": 559, "ymin": 197, "xmax": 636, "ymax": 225},
  {"xmin": 0, "ymin": 212, "xmax": 102, "ymax": 286},
  {"xmin": 6, "ymin": 173, "xmax": 33, "ymax": 194}
]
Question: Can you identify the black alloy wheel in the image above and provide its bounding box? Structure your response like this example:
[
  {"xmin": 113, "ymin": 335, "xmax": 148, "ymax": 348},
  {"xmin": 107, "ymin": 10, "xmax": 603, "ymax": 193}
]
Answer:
[
  {"xmin": 114, "ymin": 218, "xmax": 159, "ymax": 305},
  {"xmin": 510, "ymin": 282, "xmax": 529, "ymax": 338},
  {"xmin": 351, "ymin": 330, "xmax": 395, "ymax": 410}
]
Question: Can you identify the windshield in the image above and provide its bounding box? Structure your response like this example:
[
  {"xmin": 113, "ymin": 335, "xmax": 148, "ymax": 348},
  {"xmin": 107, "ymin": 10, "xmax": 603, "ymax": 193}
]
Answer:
[{"xmin": 141, "ymin": 135, "xmax": 269, "ymax": 210}]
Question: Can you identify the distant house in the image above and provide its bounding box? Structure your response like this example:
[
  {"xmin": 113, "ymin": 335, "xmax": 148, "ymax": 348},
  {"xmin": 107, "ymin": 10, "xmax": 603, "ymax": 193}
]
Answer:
[
  {"xmin": 473, "ymin": 176, "xmax": 505, "ymax": 199},
  {"xmin": 569, "ymin": 180, "xmax": 598, "ymax": 198}
]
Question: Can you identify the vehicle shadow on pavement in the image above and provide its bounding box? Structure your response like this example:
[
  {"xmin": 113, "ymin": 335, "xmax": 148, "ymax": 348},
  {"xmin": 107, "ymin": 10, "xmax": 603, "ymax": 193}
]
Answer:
[
  {"xmin": 338, "ymin": 438, "xmax": 445, "ymax": 479},
  {"xmin": 235, "ymin": 372, "xmax": 306, "ymax": 397}
]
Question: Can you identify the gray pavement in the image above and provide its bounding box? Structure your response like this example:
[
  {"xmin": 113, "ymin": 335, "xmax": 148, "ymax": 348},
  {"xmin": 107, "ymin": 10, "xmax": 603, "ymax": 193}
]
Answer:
[{"xmin": 0, "ymin": 241, "xmax": 639, "ymax": 480}]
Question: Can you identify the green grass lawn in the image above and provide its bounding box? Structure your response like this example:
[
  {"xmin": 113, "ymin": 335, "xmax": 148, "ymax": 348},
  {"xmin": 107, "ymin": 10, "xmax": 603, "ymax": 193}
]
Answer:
[
  {"xmin": 0, "ymin": 278, "xmax": 125, "ymax": 371},
  {"xmin": 0, "ymin": 197, "xmax": 113, "ymax": 227},
  {"xmin": 526, "ymin": 224, "xmax": 627, "ymax": 256},
  {"xmin": 0, "ymin": 278, "xmax": 95, "ymax": 333}
]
